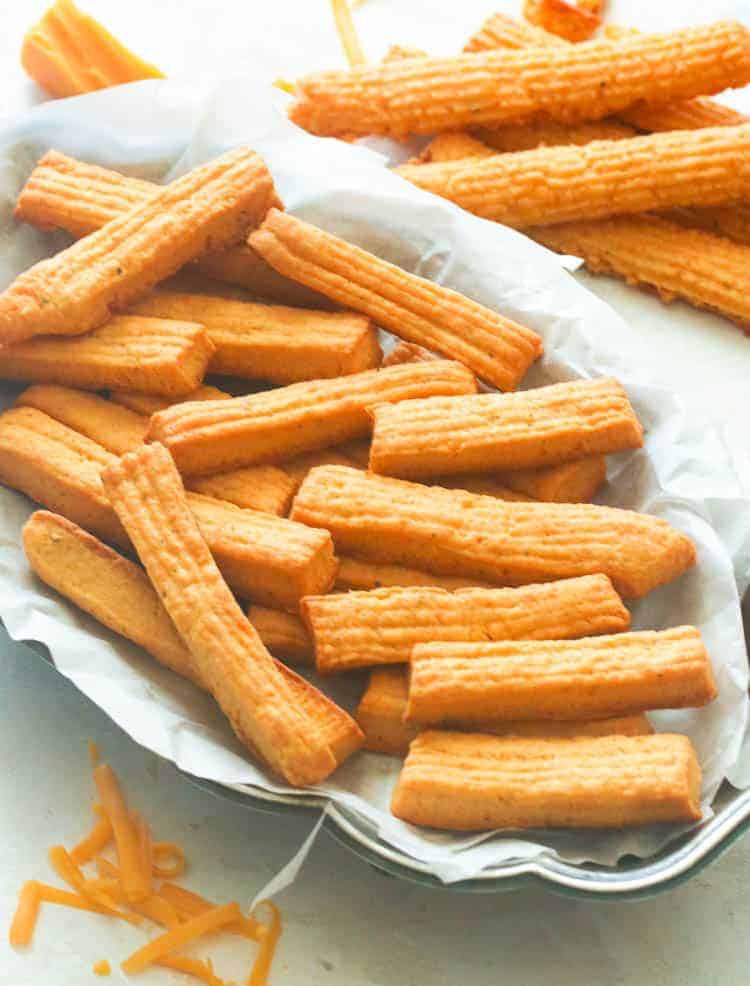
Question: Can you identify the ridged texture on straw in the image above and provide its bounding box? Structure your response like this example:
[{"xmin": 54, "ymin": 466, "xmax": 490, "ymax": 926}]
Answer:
[
  {"xmin": 356, "ymin": 667, "xmax": 652, "ymax": 757},
  {"xmin": 16, "ymin": 385, "xmax": 148, "ymax": 455},
  {"xmin": 0, "ymin": 315, "xmax": 215, "ymax": 395},
  {"xmin": 14, "ymin": 151, "xmax": 328, "ymax": 309},
  {"xmin": 303, "ymin": 575, "xmax": 630, "ymax": 673},
  {"xmin": 497, "ymin": 456, "xmax": 606, "ymax": 503},
  {"xmin": 530, "ymin": 215, "xmax": 750, "ymax": 332},
  {"xmin": 368, "ymin": 378, "xmax": 642, "ymax": 478},
  {"xmin": 406, "ymin": 627, "xmax": 716, "ymax": 724},
  {"xmin": 289, "ymin": 22, "xmax": 750, "ymax": 138},
  {"xmin": 249, "ymin": 209, "xmax": 542, "ymax": 390},
  {"xmin": 187, "ymin": 466, "xmax": 296, "ymax": 516},
  {"xmin": 391, "ymin": 731, "xmax": 702, "ymax": 830},
  {"xmin": 147, "ymin": 360, "xmax": 477, "ymax": 476},
  {"xmin": 22, "ymin": 510, "xmax": 360, "ymax": 765},
  {"xmin": 248, "ymin": 606, "xmax": 314, "ymax": 665},
  {"xmin": 100, "ymin": 442, "xmax": 338, "ymax": 786},
  {"xmin": 1, "ymin": 147, "xmax": 275, "ymax": 345},
  {"xmin": 129, "ymin": 290, "xmax": 381, "ymax": 383},
  {"xmin": 397, "ymin": 124, "xmax": 750, "ymax": 227},
  {"xmin": 290, "ymin": 466, "xmax": 696, "ymax": 598},
  {"xmin": 21, "ymin": 0, "xmax": 163, "ymax": 98}
]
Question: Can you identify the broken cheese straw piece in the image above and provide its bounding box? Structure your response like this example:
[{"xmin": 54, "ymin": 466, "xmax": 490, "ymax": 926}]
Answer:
[
  {"xmin": 147, "ymin": 360, "xmax": 477, "ymax": 476},
  {"xmin": 248, "ymin": 209, "xmax": 542, "ymax": 391},
  {"xmin": 23, "ymin": 512, "xmax": 362, "ymax": 767},
  {"xmin": 303, "ymin": 575, "xmax": 630, "ymax": 673},
  {"xmin": 93, "ymin": 764, "xmax": 150, "ymax": 903},
  {"xmin": 0, "ymin": 315, "xmax": 215, "ymax": 396},
  {"xmin": 100, "ymin": 443, "xmax": 338, "ymax": 787},
  {"xmin": 17, "ymin": 385, "xmax": 296, "ymax": 515},
  {"xmin": 378, "ymin": 339, "xmax": 605, "ymax": 502},
  {"xmin": 335, "ymin": 555, "xmax": 491, "ymax": 591},
  {"xmin": 391, "ymin": 731, "xmax": 702, "ymax": 830},
  {"xmin": 529, "ymin": 215, "xmax": 750, "ymax": 332},
  {"xmin": 290, "ymin": 466, "xmax": 696, "ymax": 598},
  {"xmin": 17, "ymin": 385, "xmax": 148, "ymax": 455},
  {"xmin": 0, "ymin": 146, "xmax": 275, "ymax": 346},
  {"xmin": 21, "ymin": 0, "xmax": 163, "ymax": 98},
  {"xmin": 14, "ymin": 150, "xmax": 326, "ymax": 309},
  {"xmin": 121, "ymin": 901, "xmax": 241, "ymax": 974},
  {"xmin": 289, "ymin": 22, "xmax": 750, "ymax": 138},
  {"xmin": 2, "ymin": 409, "xmax": 336, "ymax": 609},
  {"xmin": 523, "ymin": 0, "xmax": 600, "ymax": 43},
  {"xmin": 397, "ymin": 124, "xmax": 750, "ymax": 228},
  {"xmin": 280, "ymin": 447, "xmax": 359, "ymax": 493},
  {"xmin": 464, "ymin": 12, "xmax": 749, "ymax": 135},
  {"xmin": 110, "ymin": 384, "xmax": 230, "ymax": 416},
  {"xmin": 406, "ymin": 627, "xmax": 717, "ymax": 725},
  {"xmin": 356, "ymin": 667, "xmax": 653, "ymax": 757},
  {"xmin": 368, "ymin": 378, "xmax": 642, "ymax": 479},
  {"xmin": 128, "ymin": 290, "xmax": 381, "ymax": 384},
  {"xmin": 248, "ymin": 605, "xmax": 314, "ymax": 666}
]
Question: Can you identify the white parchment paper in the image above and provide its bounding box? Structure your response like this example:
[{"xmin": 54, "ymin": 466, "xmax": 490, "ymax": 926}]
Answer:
[{"xmin": 1, "ymin": 78, "xmax": 750, "ymax": 883}]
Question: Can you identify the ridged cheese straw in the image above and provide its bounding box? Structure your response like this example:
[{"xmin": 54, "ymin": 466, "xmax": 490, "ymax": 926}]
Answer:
[
  {"xmin": 22, "ymin": 510, "xmax": 361, "ymax": 767},
  {"xmin": 530, "ymin": 215, "xmax": 750, "ymax": 332},
  {"xmin": 290, "ymin": 466, "xmax": 696, "ymax": 598},
  {"xmin": 147, "ymin": 360, "xmax": 477, "ymax": 476},
  {"xmin": 391, "ymin": 731, "xmax": 702, "ymax": 830},
  {"xmin": 335, "ymin": 556, "xmax": 491, "ymax": 591},
  {"xmin": 464, "ymin": 13, "xmax": 749, "ymax": 134},
  {"xmin": 100, "ymin": 442, "xmax": 338, "ymax": 786},
  {"xmin": 406, "ymin": 627, "xmax": 716, "ymax": 725},
  {"xmin": 0, "ymin": 315, "xmax": 215, "ymax": 396},
  {"xmin": 397, "ymin": 124, "xmax": 750, "ymax": 227},
  {"xmin": 128, "ymin": 290, "xmax": 381, "ymax": 383},
  {"xmin": 248, "ymin": 606, "xmax": 314, "ymax": 665},
  {"xmin": 1, "ymin": 147, "xmax": 275, "ymax": 345},
  {"xmin": 14, "ymin": 150, "xmax": 327, "ymax": 309},
  {"xmin": 248, "ymin": 209, "xmax": 542, "ymax": 390},
  {"xmin": 303, "ymin": 575, "xmax": 630, "ymax": 673},
  {"xmin": 289, "ymin": 22, "xmax": 750, "ymax": 138},
  {"xmin": 356, "ymin": 667, "xmax": 652, "ymax": 757},
  {"xmin": 522, "ymin": 0, "xmax": 601, "ymax": 43},
  {"xmin": 368, "ymin": 378, "xmax": 642, "ymax": 478},
  {"xmin": 473, "ymin": 118, "xmax": 634, "ymax": 152}
]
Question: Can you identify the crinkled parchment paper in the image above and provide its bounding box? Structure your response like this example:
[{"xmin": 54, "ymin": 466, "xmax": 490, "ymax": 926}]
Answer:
[{"xmin": 1, "ymin": 78, "xmax": 749, "ymax": 884}]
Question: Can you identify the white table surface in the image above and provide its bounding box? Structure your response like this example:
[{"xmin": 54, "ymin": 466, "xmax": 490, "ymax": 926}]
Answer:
[{"xmin": 2, "ymin": 1, "xmax": 750, "ymax": 983}]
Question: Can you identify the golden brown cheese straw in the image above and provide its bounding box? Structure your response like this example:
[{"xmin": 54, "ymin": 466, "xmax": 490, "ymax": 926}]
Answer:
[
  {"xmin": 289, "ymin": 22, "xmax": 750, "ymax": 138},
  {"xmin": 0, "ymin": 406, "xmax": 128, "ymax": 547},
  {"xmin": 249, "ymin": 210, "xmax": 542, "ymax": 390},
  {"xmin": 335, "ymin": 556, "xmax": 491, "ymax": 591},
  {"xmin": 128, "ymin": 291, "xmax": 381, "ymax": 383},
  {"xmin": 473, "ymin": 118, "xmax": 634, "ymax": 152},
  {"xmin": 1, "ymin": 147, "xmax": 275, "ymax": 345},
  {"xmin": 0, "ymin": 315, "xmax": 215, "ymax": 396},
  {"xmin": 22, "ymin": 510, "xmax": 361, "ymax": 765},
  {"xmin": 381, "ymin": 340, "xmax": 440, "ymax": 366},
  {"xmin": 529, "ymin": 215, "xmax": 750, "ymax": 331},
  {"xmin": 109, "ymin": 385, "xmax": 231, "ymax": 416},
  {"xmin": 281, "ymin": 448, "xmax": 359, "ymax": 494},
  {"xmin": 406, "ymin": 627, "xmax": 716, "ymax": 725},
  {"xmin": 356, "ymin": 667, "xmax": 652, "ymax": 757},
  {"xmin": 247, "ymin": 606, "xmax": 314, "ymax": 665},
  {"xmin": 522, "ymin": 0, "xmax": 600, "ymax": 43},
  {"xmin": 391, "ymin": 731, "xmax": 702, "ymax": 830},
  {"xmin": 368, "ymin": 378, "xmax": 642, "ymax": 479},
  {"xmin": 147, "ymin": 359, "xmax": 477, "ymax": 476},
  {"xmin": 14, "ymin": 150, "xmax": 327, "ymax": 309},
  {"xmin": 496, "ymin": 456, "xmax": 606, "ymax": 503},
  {"xmin": 397, "ymin": 125, "xmax": 750, "ymax": 228},
  {"xmin": 303, "ymin": 575, "xmax": 630, "ymax": 673},
  {"xmin": 290, "ymin": 466, "xmax": 696, "ymax": 598},
  {"xmin": 415, "ymin": 133, "xmax": 496, "ymax": 164},
  {"xmin": 0, "ymin": 407, "xmax": 336, "ymax": 607},
  {"xmin": 465, "ymin": 13, "xmax": 748, "ymax": 136},
  {"xmin": 100, "ymin": 442, "xmax": 338, "ymax": 786},
  {"xmin": 187, "ymin": 466, "xmax": 296, "ymax": 516},
  {"xmin": 16, "ymin": 385, "xmax": 148, "ymax": 454}
]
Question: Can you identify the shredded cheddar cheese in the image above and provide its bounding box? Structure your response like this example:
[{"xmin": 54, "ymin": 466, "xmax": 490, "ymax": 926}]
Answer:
[
  {"xmin": 330, "ymin": 0, "xmax": 367, "ymax": 66},
  {"xmin": 10, "ymin": 749, "xmax": 283, "ymax": 984}
]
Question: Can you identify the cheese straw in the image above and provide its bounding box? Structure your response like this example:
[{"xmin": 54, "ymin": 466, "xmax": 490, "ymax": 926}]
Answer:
[
  {"xmin": 100, "ymin": 442, "xmax": 338, "ymax": 787},
  {"xmin": 289, "ymin": 22, "xmax": 750, "ymax": 138},
  {"xmin": 248, "ymin": 209, "xmax": 542, "ymax": 390},
  {"xmin": 290, "ymin": 466, "xmax": 696, "ymax": 598}
]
